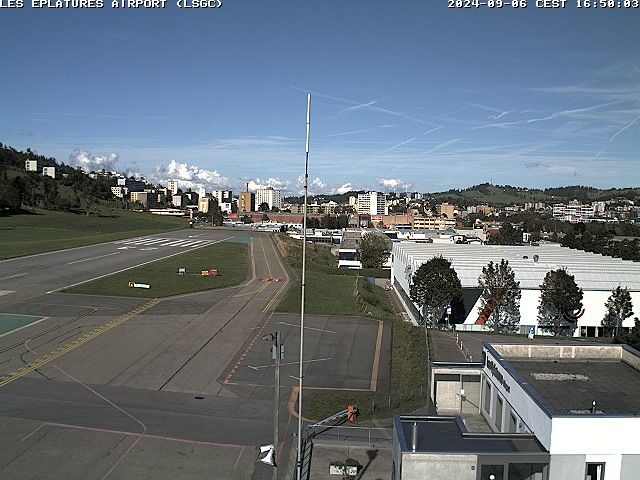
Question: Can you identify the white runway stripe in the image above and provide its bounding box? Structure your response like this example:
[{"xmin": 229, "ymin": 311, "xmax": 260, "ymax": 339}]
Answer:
[{"xmin": 114, "ymin": 236, "xmax": 214, "ymax": 249}]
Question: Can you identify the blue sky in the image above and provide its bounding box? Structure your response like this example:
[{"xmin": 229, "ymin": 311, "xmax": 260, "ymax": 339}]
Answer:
[{"xmin": 1, "ymin": 2, "xmax": 639, "ymax": 195}]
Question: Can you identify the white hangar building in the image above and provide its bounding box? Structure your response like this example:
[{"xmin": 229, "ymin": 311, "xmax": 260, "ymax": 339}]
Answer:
[{"xmin": 391, "ymin": 242, "xmax": 640, "ymax": 337}]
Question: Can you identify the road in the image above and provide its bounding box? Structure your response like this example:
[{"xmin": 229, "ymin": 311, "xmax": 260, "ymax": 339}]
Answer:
[{"xmin": 0, "ymin": 228, "xmax": 389, "ymax": 480}]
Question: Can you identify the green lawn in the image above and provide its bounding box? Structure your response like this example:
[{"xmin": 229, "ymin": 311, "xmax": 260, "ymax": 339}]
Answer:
[
  {"xmin": 64, "ymin": 241, "xmax": 248, "ymax": 298},
  {"xmin": 0, "ymin": 209, "xmax": 187, "ymax": 259}
]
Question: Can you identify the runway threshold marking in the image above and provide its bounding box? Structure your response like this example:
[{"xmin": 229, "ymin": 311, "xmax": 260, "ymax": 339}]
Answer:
[{"xmin": 0, "ymin": 299, "xmax": 161, "ymax": 389}]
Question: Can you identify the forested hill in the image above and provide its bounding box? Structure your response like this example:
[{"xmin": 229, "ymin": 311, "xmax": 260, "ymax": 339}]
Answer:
[
  {"xmin": 430, "ymin": 183, "xmax": 640, "ymax": 207},
  {"xmin": 0, "ymin": 143, "xmax": 60, "ymax": 171},
  {"xmin": 0, "ymin": 143, "xmax": 114, "ymax": 214}
]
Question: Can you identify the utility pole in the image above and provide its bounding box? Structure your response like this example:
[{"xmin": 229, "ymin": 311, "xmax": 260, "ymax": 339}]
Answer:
[{"xmin": 262, "ymin": 331, "xmax": 283, "ymax": 479}]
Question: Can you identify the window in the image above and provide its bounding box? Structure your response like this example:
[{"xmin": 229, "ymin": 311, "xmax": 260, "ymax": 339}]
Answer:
[
  {"xmin": 585, "ymin": 463, "xmax": 605, "ymax": 480},
  {"xmin": 484, "ymin": 380, "xmax": 492, "ymax": 414},
  {"xmin": 508, "ymin": 463, "xmax": 546, "ymax": 480},
  {"xmin": 508, "ymin": 412, "xmax": 517, "ymax": 433},
  {"xmin": 480, "ymin": 465, "xmax": 504, "ymax": 480},
  {"xmin": 495, "ymin": 395, "xmax": 504, "ymax": 431}
]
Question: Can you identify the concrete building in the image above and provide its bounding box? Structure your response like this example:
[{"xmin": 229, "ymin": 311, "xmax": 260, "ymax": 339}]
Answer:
[
  {"xmin": 172, "ymin": 194, "xmax": 186, "ymax": 208},
  {"xmin": 357, "ymin": 192, "xmax": 388, "ymax": 216},
  {"xmin": 256, "ymin": 187, "xmax": 282, "ymax": 210},
  {"xmin": 391, "ymin": 242, "xmax": 640, "ymax": 336},
  {"xmin": 198, "ymin": 196, "xmax": 218, "ymax": 214},
  {"xmin": 238, "ymin": 191, "xmax": 255, "ymax": 213},
  {"xmin": 130, "ymin": 191, "xmax": 149, "ymax": 208},
  {"xmin": 553, "ymin": 201, "xmax": 596, "ymax": 223},
  {"xmin": 25, "ymin": 160, "xmax": 38, "ymax": 172},
  {"xmin": 395, "ymin": 342, "xmax": 640, "ymax": 480},
  {"xmin": 167, "ymin": 180, "xmax": 179, "ymax": 195},
  {"xmin": 212, "ymin": 190, "xmax": 233, "ymax": 214},
  {"xmin": 412, "ymin": 216, "xmax": 456, "ymax": 230},
  {"xmin": 436, "ymin": 202, "xmax": 456, "ymax": 218},
  {"xmin": 111, "ymin": 186, "xmax": 128, "ymax": 198},
  {"xmin": 117, "ymin": 177, "xmax": 145, "ymax": 193},
  {"xmin": 337, "ymin": 233, "xmax": 361, "ymax": 269},
  {"xmin": 42, "ymin": 167, "xmax": 56, "ymax": 179}
]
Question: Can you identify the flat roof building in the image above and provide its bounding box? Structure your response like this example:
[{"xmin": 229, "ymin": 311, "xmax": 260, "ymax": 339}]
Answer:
[
  {"xmin": 395, "ymin": 342, "xmax": 640, "ymax": 480},
  {"xmin": 391, "ymin": 242, "xmax": 640, "ymax": 336}
]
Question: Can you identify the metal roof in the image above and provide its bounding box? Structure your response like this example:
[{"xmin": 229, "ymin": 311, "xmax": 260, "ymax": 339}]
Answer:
[{"xmin": 393, "ymin": 242, "xmax": 640, "ymax": 291}]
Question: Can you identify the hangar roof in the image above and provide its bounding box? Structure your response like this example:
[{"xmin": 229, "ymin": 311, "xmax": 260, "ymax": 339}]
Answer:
[{"xmin": 393, "ymin": 242, "xmax": 640, "ymax": 291}]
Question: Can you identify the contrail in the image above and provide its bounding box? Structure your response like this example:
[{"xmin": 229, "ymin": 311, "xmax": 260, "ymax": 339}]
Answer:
[
  {"xmin": 337, "ymin": 100, "xmax": 377, "ymax": 116},
  {"xmin": 379, "ymin": 126, "xmax": 443, "ymax": 154},
  {"xmin": 609, "ymin": 114, "xmax": 640, "ymax": 142}
]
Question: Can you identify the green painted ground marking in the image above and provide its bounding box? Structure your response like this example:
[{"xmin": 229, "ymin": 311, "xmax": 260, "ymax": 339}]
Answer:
[
  {"xmin": 229, "ymin": 235, "xmax": 251, "ymax": 245},
  {"xmin": 0, "ymin": 313, "xmax": 44, "ymax": 336}
]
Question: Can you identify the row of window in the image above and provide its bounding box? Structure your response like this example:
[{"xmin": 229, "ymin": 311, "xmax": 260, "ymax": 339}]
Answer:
[{"xmin": 482, "ymin": 377, "xmax": 528, "ymax": 434}]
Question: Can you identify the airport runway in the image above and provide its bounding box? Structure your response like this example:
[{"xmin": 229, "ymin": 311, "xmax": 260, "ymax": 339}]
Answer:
[
  {"xmin": 0, "ymin": 229, "xmax": 240, "ymax": 306},
  {"xmin": 0, "ymin": 229, "xmax": 390, "ymax": 480}
]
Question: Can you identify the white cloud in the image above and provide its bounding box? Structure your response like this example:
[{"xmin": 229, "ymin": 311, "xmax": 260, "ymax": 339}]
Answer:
[
  {"xmin": 70, "ymin": 149, "xmax": 119, "ymax": 172},
  {"xmin": 332, "ymin": 183, "xmax": 356, "ymax": 195},
  {"xmin": 154, "ymin": 159, "xmax": 230, "ymax": 191},
  {"xmin": 246, "ymin": 177, "xmax": 290, "ymax": 191},
  {"xmin": 378, "ymin": 178, "xmax": 413, "ymax": 191}
]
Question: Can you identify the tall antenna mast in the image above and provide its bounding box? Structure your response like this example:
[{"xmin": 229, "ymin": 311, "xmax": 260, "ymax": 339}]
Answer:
[{"xmin": 296, "ymin": 93, "xmax": 310, "ymax": 480}]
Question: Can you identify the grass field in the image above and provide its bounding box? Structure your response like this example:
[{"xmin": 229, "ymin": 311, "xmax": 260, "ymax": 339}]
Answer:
[
  {"xmin": 272, "ymin": 234, "xmax": 429, "ymax": 420},
  {"xmin": 64, "ymin": 241, "xmax": 248, "ymax": 298},
  {"xmin": 0, "ymin": 209, "xmax": 187, "ymax": 259}
]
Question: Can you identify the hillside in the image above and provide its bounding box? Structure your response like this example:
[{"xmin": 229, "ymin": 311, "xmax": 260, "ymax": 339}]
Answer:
[{"xmin": 1, "ymin": 144, "xmax": 118, "ymax": 215}]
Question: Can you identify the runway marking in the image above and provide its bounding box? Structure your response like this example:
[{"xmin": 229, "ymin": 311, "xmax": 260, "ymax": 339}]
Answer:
[
  {"xmin": 232, "ymin": 282, "xmax": 270, "ymax": 298},
  {"xmin": 67, "ymin": 252, "xmax": 119, "ymax": 265},
  {"xmin": 275, "ymin": 322, "xmax": 335, "ymax": 334},
  {"xmin": 38, "ymin": 421, "xmax": 248, "ymax": 448},
  {"xmin": 48, "ymin": 236, "xmax": 236, "ymax": 293},
  {"xmin": 246, "ymin": 357, "xmax": 332, "ymax": 371},
  {"xmin": 260, "ymin": 237, "xmax": 273, "ymax": 279},
  {"xmin": 0, "ymin": 272, "xmax": 27, "ymax": 280},
  {"xmin": 21, "ymin": 422, "xmax": 46, "ymax": 442},
  {"xmin": 233, "ymin": 446, "xmax": 246, "ymax": 469},
  {"xmin": 370, "ymin": 320, "xmax": 384, "ymax": 391},
  {"xmin": 0, "ymin": 299, "xmax": 160, "ymax": 389}
]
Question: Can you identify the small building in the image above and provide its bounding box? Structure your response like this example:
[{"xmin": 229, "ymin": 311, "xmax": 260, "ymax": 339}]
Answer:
[
  {"xmin": 395, "ymin": 342, "xmax": 640, "ymax": 480},
  {"xmin": 25, "ymin": 160, "xmax": 39, "ymax": 172},
  {"xmin": 238, "ymin": 191, "xmax": 255, "ymax": 213},
  {"xmin": 42, "ymin": 167, "xmax": 56, "ymax": 179}
]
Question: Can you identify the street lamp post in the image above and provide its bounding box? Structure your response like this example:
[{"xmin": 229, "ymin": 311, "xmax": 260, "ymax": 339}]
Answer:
[{"xmin": 262, "ymin": 331, "xmax": 283, "ymax": 480}]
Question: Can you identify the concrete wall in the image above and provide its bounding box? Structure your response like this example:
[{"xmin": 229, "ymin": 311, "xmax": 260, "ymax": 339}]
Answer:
[
  {"xmin": 620, "ymin": 455, "xmax": 640, "ymax": 480},
  {"xmin": 492, "ymin": 343, "xmax": 623, "ymax": 360},
  {"xmin": 548, "ymin": 455, "xmax": 587, "ymax": 479},
  {"xmin": 550, "ymin": 417, "xmax": 640, "ymax": 455},
  {"xmin": 401, "ymin": 453, "xmax": 476, "ymax": 480}
]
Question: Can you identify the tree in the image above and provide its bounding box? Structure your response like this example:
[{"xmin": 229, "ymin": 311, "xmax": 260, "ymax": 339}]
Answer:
[
  {"xmin": 488, "ymin": 222, "xmax": 522, "ymax": 245},
  {"xmin": 602, "ymin": 286, "xmax": 634, "ymax": 336},
  {"xmin": 258, "ymin": 202, "xmax": 270, "ymax": 212},
  {"xmin": 478, "ymin": 259, "xmax": 521, "ymax": 333},
  {"xmin": 538, "ymin": 268, "xmax": 584, "ymax": 335},
  {"xmin": 359, "ymin": 232, "xmax": 392, "ymax": 269},
  {"xmin": 410, "ymin": 256, "xmax": 462, "ymax": 326}
]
